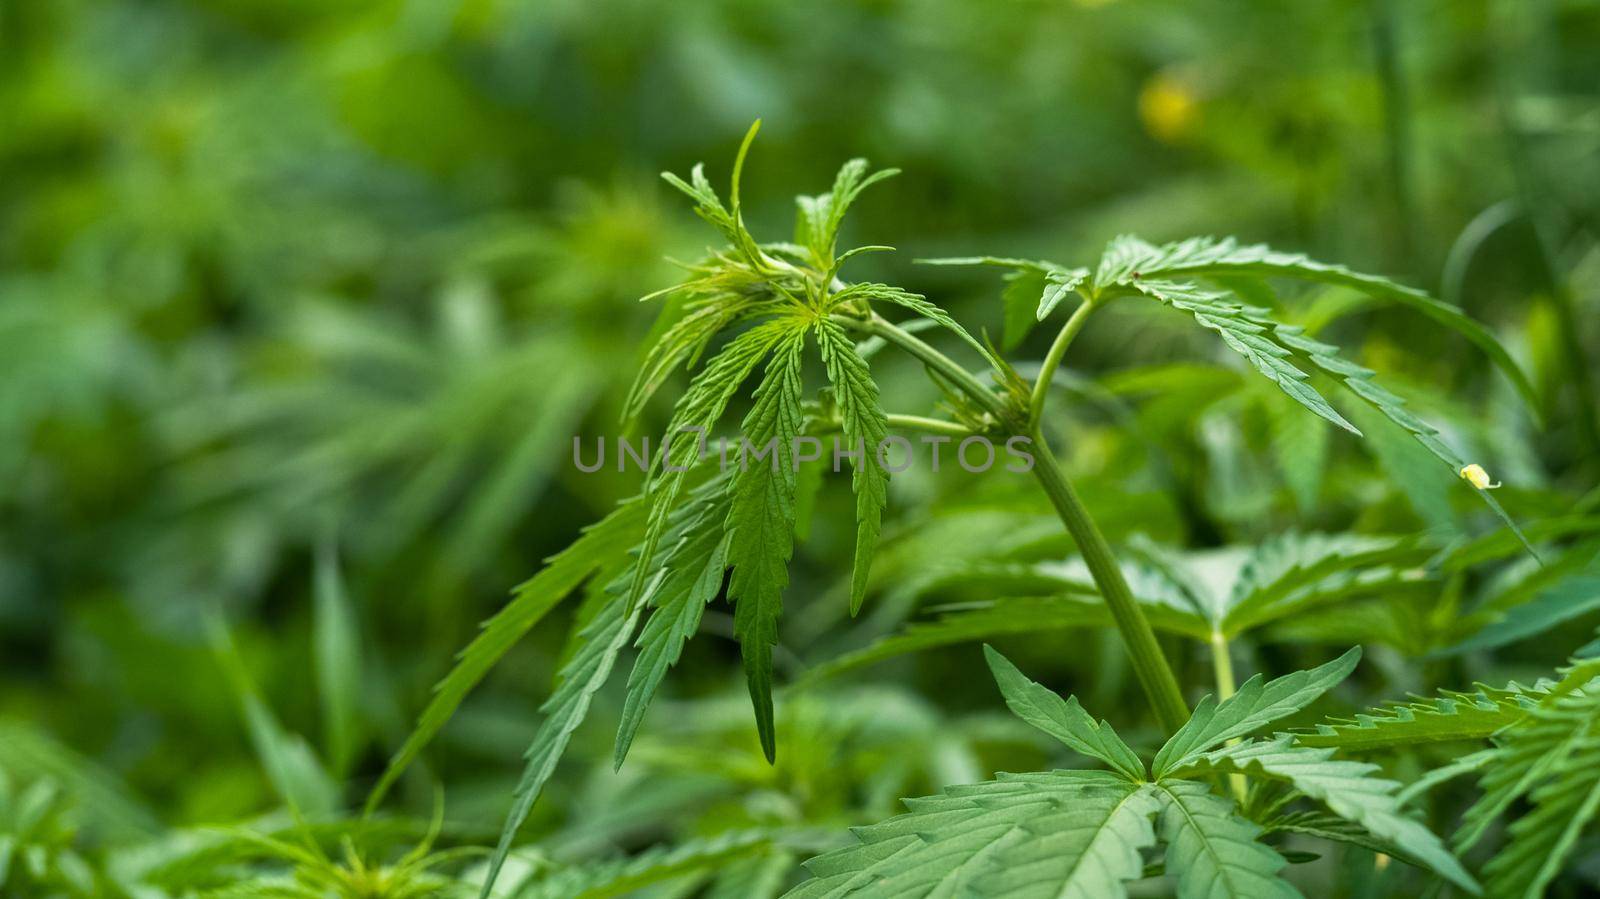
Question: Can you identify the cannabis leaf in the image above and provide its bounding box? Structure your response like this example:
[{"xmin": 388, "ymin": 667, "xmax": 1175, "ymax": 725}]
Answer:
[
  {"xmin": 1170, "ymin": 738, "xmax": 1476, "ymax": 891},
  {"xmin": 613, "ymin": 474, "xmax": 735, "ymax": 766},
  {"xmin": 918, "ymin": 256, "xmax": 1090, "ymax": 349},
  {"xmin": 1154, "ymin": 778, "xmax": 1298, "ymax": 899},
  {"xmin": 1087, "ymin": 235, "xmax": 1537, "ymax": 411},
  {"xmin": 1153, "ymin": 647, "xmax": 1361, "ymax": 776},
  {"xmin": 479, "ymin": 583, "xmax": 649, "ymax": 897},
  {"xmin": 725, "ymin": 325, "xmax": 809, "ymax": 761},
  {"xmin": 816, "ymin": 317, "xmax": 890, "ymax": 614},
  {"xmin": 1296, "ymin": 682, "xmax": 1544, "ymax": 752},
  {"xmin": 790, "ymin": 645, "xmax": 1475, "ymax": 897},
  {"xmin": 513, "ymin": 829, "xmax": 797, "ymax": 899},
  {"xmin": 983, "ymin": 645, "xmax": 1146, "ymax": 780},
  {"xmin": 1453, "ymin": 662, "xmax": 1600, "ymax": 898},
  {"xmin": 366, "ymin": 492, "xmax": 646, "ymax": 813}
]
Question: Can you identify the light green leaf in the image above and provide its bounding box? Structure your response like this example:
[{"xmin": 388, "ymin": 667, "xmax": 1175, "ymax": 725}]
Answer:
[
  {"xmin": 1130, "ymin": 280, "xmax": 1359, "ymax": 435},
  {"xmin": 1296, "ymin": 683, "xmax": 1542, "ymax": 752},
  {"xmin": 788, "ymin": 771, "xmax": 1155, "ymax": 899},
  {"xmin": 1153, "ymin": 779, "xmax": 1298, "ymax": 899},
  {"xmin": 1154, "ymin": 648, "xmax": 1361, "ymax": 775},
  {"xmin": 725, "ymin": 328, "xmax": 808, "ymax": 761},
  {"xmin": 983, "ymin": 645, "xmax": 1145, "ymax": 781},
  {"xmin": 815, "ymin": 318, "xmax": 890, "ymax": 616},
  {"xmin": 613, "ymin": 476, "xmax": 734, "ymax": 767},
  {"xmin": 1172, "ymin": 737, "xmax": 1478, "ymax": 893}
]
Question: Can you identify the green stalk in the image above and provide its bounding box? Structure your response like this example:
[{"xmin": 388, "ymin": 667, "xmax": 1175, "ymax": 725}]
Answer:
[
  {"xmin": 1030, "ymin": 429, "xmax": 1190, "ymax": 734},
  {"xmin": 857, "ymin": 305, "xmax": 1190, "ymax": 734},
  {"xmin": 860, "ymin": 315, "xmax": 1011, "ymax": 420},
  {"xmin": 1029, "ymin": 298, "xmax": 1094, "ymax": 425},
  {"xmin": 1210, "ymin": 631, "xmax": 1247, "ymax": 800},
  {"xmin": 885, "ymin": 413, "xmax": 971, "ymax": 437}
]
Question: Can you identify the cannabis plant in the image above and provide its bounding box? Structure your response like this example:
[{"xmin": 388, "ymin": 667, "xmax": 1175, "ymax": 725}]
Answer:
[{"xmin": 367, "ymin": 124, "xmax": 1547, "ymax": 896}]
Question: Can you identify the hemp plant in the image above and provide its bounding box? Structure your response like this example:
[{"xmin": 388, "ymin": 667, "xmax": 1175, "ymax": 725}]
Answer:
[{"xmin": 365, "ymin": 123, "xmax": 1540, "ymax": 897}]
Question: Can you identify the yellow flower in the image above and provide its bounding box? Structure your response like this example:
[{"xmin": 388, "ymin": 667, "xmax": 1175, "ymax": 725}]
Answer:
[
  {"xmin": 1460, "ymin": 463, "xmax": 1501, "ymax": 490},
  {"xmin": 1139, "ymin": 72, "xmax": 1199, "ymax": 143}
]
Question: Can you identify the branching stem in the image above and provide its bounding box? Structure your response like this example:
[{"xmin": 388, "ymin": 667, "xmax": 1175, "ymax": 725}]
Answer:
[
  {"xmin": 1029, "ymin": 297, "xmax": 1095, "ymax": 425},
  {"xmin": 1030, "ymin": 427, "xmax": 1191, "ymax": 734},
  {"xmin": 852, "ymin": 304, "xmax": 1189, "ymax": 734}
]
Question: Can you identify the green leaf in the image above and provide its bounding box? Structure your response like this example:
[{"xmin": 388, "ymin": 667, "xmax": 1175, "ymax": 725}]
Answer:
[
  {"xmin": 1130, "ymin": 280, "xmax": 1360, "ymax": 435},
  {"xmin": 1036, "ymin": 268, "xmax": 1089, "ymax": 321},
  {"xmin": 612, "ymin": 477, "xmax": 734, "ymax": 768},
  {"xmin": 1153, "ymin": 779, "xmax": 1298, "ymax": 899},
  {"xmin": 625, "ymin": 319, "xmax": 796, "ymax": 638},
  {"xmin": 1154, "ymin": 648, "xmax": 1361, "ymax": 776},
  {"xmin": 982, "ymin": 645, "xmax": 1145, "ymax": 780},
  {"xmin": 815, "ymin": 318, "xmax": 890, "ymax": 615},
  {"xmin": 519, "ymin": 829, "xmax": 782, "ymax": 899},
  {"xmin": 208, "ymin": 619, "xmax": 338, "ymax": 818},
  {"xmin": 725, "ymin": 328, "xmax": 808, "ymax": 762},
  {"xmin": 788, "ymin": 771, "xmax": 1157, "ymax": 899},
  {"xmin": 1445, "ymin": 571, "xmax": 1600, "ymax": 655},
  {"xmin": 1090, "ymin": 234, "xmax": 1538, "ymax": 412},
  {"xmin": 366, "ymin": 494, "xmax": 646, "ymax": 813},
  {"xmin": 1457, "ymin": 682, "xmax": 1600, "ymax": 872},
  {"xmin": 830, "ymin": 282, "xmax": 999, "ymax": 370},
  {"xmin": 1296, "ymin": 682, "xmax": 1543, "ymax": 752},
  {"xmin": 796, "ymin": 158, "xmax": 898, "ymax": 268},
  {"xmin": 312, "ymin": 538, "xmax": 362, "ymax": 778},
  {"xmin": 1172, "ymin": 737, "xmax": 1478, "ymax": 893},
  {"xmin": 624, "ymin": 299, "xmax": 758, "ymax": 422},
  {"xmin": 1480, "ymin": 740, "xmax": 1600, "ymax": 899},
  {"xmin": 479, "ymin": 589, "xmax": 648, "ymax": 898},
  {"xmin": 916, "ymin": 255, "xmax": 1087, "ymax": 349}
]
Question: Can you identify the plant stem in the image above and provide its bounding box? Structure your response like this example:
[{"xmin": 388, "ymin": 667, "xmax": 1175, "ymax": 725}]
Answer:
[
  {"xmin": 885, "ymin": 414, "xmax": 970, "ymax": 437},
  {"xmin": 1209, "ymin": 631, "xmax": 1236, "ymax": 701},
  {"xmin": 1210, "ymin": 631, "xmax": 1248, "ymax": 801},
  {"xmin": 854, "ymin": 305, "xmax": 1189, "ymax": 734},
  {"xmin": 1029, "ymin": 428, "xmax": 1190, "ymax": 734},
  {"xmin": 1029, "ymin": 298, "xmax": 1095, "ymax": 425},
  {"xmin": 858, "ymin": 315, "xmax": 1011, "ymax": 420}
]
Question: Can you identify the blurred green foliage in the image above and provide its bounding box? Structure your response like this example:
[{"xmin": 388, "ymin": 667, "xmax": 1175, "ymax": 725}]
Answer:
[{"xmin": 2, "ymin": 0, "xmax": 1598, "ymax": 895}]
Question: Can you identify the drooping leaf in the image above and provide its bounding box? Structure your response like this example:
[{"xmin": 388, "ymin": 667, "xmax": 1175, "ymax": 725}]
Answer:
[
  {"xmin": 366, "ymin": 495, "xmax": 646, "ymax": 813},
  {"xmin": 724, "ymin": 328, "xmax": 808, "ymax": 761},
  {"xmin": 1130, "ymin": 279, "xmax": 1359, "ymax": 435},
  {"xmin": 815, "ymin": 318, "xmax": 890, "ymax": 615},
  {"xmin": 983, "ymin": 645, "xmax": 1145, "ymax": 780},
  {"xmin": 1089, "ymin": 234, "xmax": 1538, "ymax": 411},
  {"xmin": 624, "ymin": 318, "xmax": 798, "ymax": 632},
  {"xmin": 829, "ymin": 282, "xmax": 999, "ymax": 370},
  {"xmin": 479, "ymin": 590, "xmax": 649, "ymax": 898},
  {"xmin": 613, "ymin": 475, "xmax": 734, "ymax": 767},
  {"xmin": 1154, "ymin": 647, "xmax": 1361, "ymax": 775}
]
